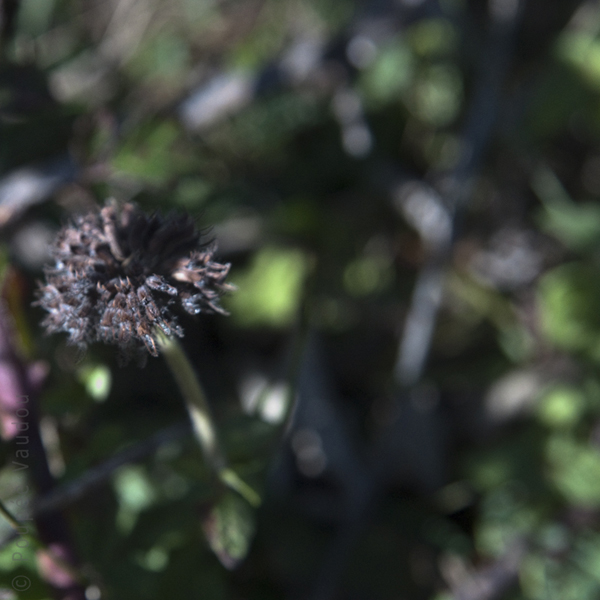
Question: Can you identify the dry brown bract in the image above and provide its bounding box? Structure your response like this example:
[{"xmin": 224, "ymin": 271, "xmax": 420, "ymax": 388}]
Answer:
[{"xmin": 36, "ymin": 202, "xmax": 233, "ymax": 360}]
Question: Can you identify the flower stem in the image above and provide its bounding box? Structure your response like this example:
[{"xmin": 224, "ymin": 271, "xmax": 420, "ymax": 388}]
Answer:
[{"xmin": 156, "ymin": 333, "xmax": 261, "ymax": 507}]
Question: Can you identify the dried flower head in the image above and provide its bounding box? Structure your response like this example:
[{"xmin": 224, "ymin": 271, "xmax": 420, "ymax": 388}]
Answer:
[{"xmin": 35, "ymin": 202, "xmax": 233, "ymax": 360}]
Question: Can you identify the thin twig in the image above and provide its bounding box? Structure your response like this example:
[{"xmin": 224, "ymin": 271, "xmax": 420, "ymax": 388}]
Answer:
[
  {"xmin": 308, "ymin": 4, "xmax": 525, "ymax": 600},
  {"xmin": 33, "ymin": 421, "xmax": 190, "ymax": 518},
  {"xmin": 393, "ymin": 0, "xmax": 524, "ymax": 389},
  {"xmin": 0, "ymin": 497, "xmax": 22, "ymax": 531}
]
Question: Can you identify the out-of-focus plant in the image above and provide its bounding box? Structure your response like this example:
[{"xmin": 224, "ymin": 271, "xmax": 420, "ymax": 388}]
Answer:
[{"xmin": 6, "ymin": 0, "xmax": 600, "ymax": 598}]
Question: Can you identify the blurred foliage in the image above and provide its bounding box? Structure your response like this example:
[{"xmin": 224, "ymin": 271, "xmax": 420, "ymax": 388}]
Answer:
[
  {"xmin": 227, "ymin": 246, "xmax": 310, "ymax": 327},
  {"xmin": 5, "ymin": 0, "xmax": 600, "ymax": 599}
]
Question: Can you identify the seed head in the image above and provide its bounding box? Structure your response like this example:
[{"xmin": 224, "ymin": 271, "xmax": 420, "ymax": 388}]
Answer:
[{"xmin": 35, "ymin": 202, "xmax": 233, "ymax": 361}]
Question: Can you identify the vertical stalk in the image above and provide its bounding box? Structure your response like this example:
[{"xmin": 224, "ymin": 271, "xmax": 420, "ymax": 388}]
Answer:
[{"xmin": 156, "ymin": 332, "xmax": 260, "ymax": 507}]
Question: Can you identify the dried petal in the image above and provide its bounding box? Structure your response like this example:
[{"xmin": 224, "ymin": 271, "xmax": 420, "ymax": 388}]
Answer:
[{"xmin": 35, "ymin": 201, "xmax": 233, "ymax": 361}]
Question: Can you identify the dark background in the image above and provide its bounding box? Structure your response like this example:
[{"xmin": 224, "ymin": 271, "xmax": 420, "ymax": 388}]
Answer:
[{"xmin": 1, "ymin": 0, "xmax": 600, "ymax": 598}]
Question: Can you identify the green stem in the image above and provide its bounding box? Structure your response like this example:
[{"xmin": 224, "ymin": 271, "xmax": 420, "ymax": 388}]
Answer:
[
  {"xmin": 0, "ymin": 497, "xmax": 21, "ymax": 531},
  {"xmin": 156, "ymin": 332, "xmax": 261, "ymax": 507},
  {"xmin": 157, "ymin": 332, "xmax": 225, "ymax": 471}
]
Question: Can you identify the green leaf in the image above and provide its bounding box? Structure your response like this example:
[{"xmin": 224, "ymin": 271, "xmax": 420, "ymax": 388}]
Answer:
[
  {"xmin": 112, "ymin": 122, "xmax": 190, "ymax": 185},
  {"xmin": 533, "ymin": 164, "xmax": 600, "ymax": 251},
  {"xmin": 546, "ymin": 435, "xmax": 600, "ymax": 507},
  {"xmin": 77, "ymin": 364, "xmax": 112, "ymax": 402},
  {"xmin": 227, "ymin": 247, "xmax": 310, "ymax": 327},
  {"xmin": 360, "ymin": 40, "xmax": 414, "ymax": 105},
  {"xmin": 538, "ymin": 263, "xmax": 600, "ymax": 359},
  {"xmin": 537, "ymin": 386, "xmax": 586, "ymax": 429},
  {"xmin": 113, "ymin": 465, "xmax": 157, "ymax": 534},
  {"xmin": 201, "ymin": 492, "xmax": 255, "ymax": 569}
]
